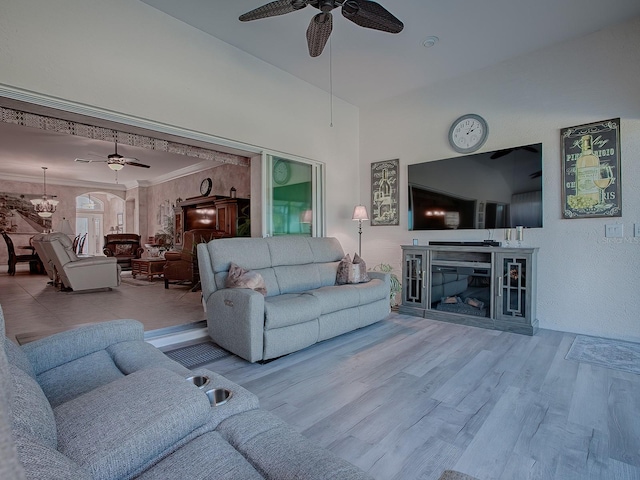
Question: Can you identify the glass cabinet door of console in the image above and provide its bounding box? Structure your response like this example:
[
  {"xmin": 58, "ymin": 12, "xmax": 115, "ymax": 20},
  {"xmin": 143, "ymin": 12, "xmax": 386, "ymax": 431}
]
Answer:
[
  {"xmin": 498, "ymin": 255, "xmax": 527, "ymax": 319},
  {"xmin": 403, "ymin": 250, "xmax": 426, "ymax": 308}
]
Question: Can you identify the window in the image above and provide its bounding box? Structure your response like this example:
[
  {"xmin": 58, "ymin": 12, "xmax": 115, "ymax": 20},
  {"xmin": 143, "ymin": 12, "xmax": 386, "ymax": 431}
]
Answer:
[{"xmin": 263, "ymin": 154, "xmax": 324, "ymax": 237}]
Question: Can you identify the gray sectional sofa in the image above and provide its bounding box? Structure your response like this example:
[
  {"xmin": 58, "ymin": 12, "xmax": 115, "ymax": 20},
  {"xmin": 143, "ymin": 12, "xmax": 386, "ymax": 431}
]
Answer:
[
  {"xmin": 0, "ymin": 305, "xmax": 372, "ymax": 479},
  {"xmin": 198, "ymin": 236, "xmax": 391, "ymax": 363}
]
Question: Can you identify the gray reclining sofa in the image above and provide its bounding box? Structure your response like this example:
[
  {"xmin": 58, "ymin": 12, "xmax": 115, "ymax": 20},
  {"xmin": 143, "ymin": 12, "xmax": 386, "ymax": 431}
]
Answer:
[
  {"xmin": 198, "ymin": 236, "xmax": 390, "ymax": 363},
  {"xmin": 0, "ymin": 305, "xmax": 371, "ymax": 479}
]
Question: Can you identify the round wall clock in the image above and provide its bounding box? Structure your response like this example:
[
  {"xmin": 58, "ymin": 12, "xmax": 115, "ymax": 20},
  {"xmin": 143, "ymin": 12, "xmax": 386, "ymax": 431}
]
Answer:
[
  {"xmin": 273, "ymin": 160, "xmax": 291, "ymax": 185},
  {"xmin": 448, "ymin": 114, "xmax": 489, "ymax": 153},
  {"xmin": 200, "ymin": 177, "xmax": 212, "ymax": 196}
]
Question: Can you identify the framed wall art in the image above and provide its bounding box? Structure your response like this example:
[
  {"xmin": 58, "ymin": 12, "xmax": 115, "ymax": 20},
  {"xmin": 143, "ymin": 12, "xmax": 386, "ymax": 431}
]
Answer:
[
  {"xmin": 371, "ymin": 159, "xmax": 399, "ymax": 226},
  {"xmin": 173, "ymin": 209, "xmax": 183, "ymax": 247},
  {"xmin": 0, "ymin": 192, "xmax": 52, "ymax": 232},
  {"xmin": 561, "ymin": 118, "xmax": 621, "ymax": 219}
]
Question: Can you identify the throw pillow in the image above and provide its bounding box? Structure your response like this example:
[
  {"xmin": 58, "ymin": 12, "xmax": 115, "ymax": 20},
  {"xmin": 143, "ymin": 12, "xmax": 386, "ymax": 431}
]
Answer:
[
  {"xmin": 464, "ymin": 297, "xmax": 485, "ymax": 310},
  {"xmin": 225, "ymin": 262, "xmax": 267, "ymax": 296},
  {"xmin": 336, "ymin": 253, "xmax": 370, "ymax": 285},
  {"xmin": 115, "ymin": 244, "xmax": 133, "ymax": 256}
]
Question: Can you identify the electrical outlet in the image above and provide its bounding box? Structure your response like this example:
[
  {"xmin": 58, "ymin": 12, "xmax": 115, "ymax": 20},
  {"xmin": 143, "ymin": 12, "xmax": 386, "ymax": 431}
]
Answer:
[
  {"xmin": 605, "ymin": 224, "xmax": 624, "ymax": 238},
  {"xmin": 635, "ymin": 224, "xmax": 640, "ymax": 237}
]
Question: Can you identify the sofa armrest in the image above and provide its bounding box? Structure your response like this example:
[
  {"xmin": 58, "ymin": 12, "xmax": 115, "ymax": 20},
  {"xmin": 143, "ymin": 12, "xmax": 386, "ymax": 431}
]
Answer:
[
  {"xmin": 206, "ymin": 289, "xmax": 265, "ymax": 362},
  {"xmin": 54, "ymin": 368, "xmax": 212, "ymax": 480},
  {"xmin": 64, "ymin": 256, "xmax": 117, "ymax": 268},
  {"xmin": 22, "ymin": 320, "xmax": 144, "ymax": 376},
  {"xmin": 368, "ymin": 271, "xmax": 390, "ymax": 283}
]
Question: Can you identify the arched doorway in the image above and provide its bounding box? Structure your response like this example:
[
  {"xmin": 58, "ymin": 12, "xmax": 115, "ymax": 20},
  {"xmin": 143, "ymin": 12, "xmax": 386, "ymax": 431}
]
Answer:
[{"xmin": 75, "ymin": 193, "xmax": 125, "ymax": 255}]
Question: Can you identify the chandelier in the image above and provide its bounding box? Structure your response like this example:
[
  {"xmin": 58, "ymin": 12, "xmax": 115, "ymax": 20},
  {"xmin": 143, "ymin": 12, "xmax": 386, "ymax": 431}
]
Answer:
[{"xmin": 30, "ymin": 167, "xmax": 59, "ymax": 218}]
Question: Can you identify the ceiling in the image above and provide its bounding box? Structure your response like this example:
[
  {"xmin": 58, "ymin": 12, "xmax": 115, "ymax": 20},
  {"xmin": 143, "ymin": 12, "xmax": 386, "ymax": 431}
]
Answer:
[
  {"xmin": 1, "ymin": 1, "xmax": 639, "ymax": 188},
  {"xmin": 139, "ymin": 0, "xmax": 640, "ymax": 106}
]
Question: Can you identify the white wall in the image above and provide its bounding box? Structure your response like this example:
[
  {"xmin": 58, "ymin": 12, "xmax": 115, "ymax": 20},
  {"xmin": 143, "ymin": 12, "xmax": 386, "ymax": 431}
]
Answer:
[
  {"xmin": 359, "ymin": 16, "xmax": 640, "ymax": 342},
  {"xmin": 0, "ymin": 0, "xmax": 361, "ymax": 253}
]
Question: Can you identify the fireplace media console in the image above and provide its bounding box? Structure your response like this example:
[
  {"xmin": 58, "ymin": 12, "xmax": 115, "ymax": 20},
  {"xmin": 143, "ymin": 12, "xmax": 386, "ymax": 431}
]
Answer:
[{"xmin": 399, "ymin": 244, "xmax": 538, "ymax": 335}]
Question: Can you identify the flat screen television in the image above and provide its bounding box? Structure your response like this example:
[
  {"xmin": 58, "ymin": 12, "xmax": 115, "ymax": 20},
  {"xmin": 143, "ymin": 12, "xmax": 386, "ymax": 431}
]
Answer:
[{"xmin": 408, "ymin": 143, "xmax": 543, "ymax": 230}]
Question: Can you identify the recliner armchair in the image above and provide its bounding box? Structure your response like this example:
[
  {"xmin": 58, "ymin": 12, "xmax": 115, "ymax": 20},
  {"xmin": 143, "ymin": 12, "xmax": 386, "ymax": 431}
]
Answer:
[
  {"xmin": 33, "ymin": 232, "xmax": 121, "ymax": 291},
  {"xmin": 103, "ymin": 233, "xmax": 144, "ymax": 271},
  {"xmin": 164, "ymin": 229, "xmax": 230, "ymax": 289}
]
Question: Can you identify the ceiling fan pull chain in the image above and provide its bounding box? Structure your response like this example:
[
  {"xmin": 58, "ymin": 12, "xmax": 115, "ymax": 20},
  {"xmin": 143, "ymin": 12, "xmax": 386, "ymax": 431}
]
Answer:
[{"xmin": 329, "ymin": 37, "xmax": 333, "ymax": 128}]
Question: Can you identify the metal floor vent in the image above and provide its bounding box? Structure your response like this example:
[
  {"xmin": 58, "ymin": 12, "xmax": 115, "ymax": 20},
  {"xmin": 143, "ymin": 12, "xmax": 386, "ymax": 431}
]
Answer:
[{"xmin": 164, "ymin": 341, "xmax": 230, "ymax": 368}]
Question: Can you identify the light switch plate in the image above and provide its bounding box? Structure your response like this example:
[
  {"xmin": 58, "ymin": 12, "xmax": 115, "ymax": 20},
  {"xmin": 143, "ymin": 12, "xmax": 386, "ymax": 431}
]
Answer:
[
  {"xmin": 635, "ymin": 223, "xmax": 640, "ymax": 237},
  {"xmin": 605, "ymin": 224, "xmax": 624, "ymax": 238}
]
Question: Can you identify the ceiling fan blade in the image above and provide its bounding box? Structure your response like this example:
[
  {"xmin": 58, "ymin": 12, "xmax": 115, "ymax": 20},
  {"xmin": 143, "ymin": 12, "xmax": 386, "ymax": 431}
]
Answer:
[
  {"xmin": 341, "ymin": 0, "xmax": 403, "ymax": 34},
  {"xmin": 125, "ymin": 161, "xmax": 151, "ymax": 168},
  {"xmin": 239, "ymin": 0, "xmax": 309, "ymax": 21},
  {"xmin": 75, "ymin": 157, "xmax": 106, "ymax": 163},
  {"xmin": 490, "ymin": 149, "xmax": 512, "ymax": 159},
  {"xmin": 306, "ymin": 12, "xmax": 333, "ymax": 57}
]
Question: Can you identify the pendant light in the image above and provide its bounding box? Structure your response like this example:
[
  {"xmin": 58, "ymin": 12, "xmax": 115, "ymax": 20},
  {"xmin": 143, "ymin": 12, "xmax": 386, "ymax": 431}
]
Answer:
[{"xmin": 31, "ymin": 167, "xmax": 59, "ymax": 218}]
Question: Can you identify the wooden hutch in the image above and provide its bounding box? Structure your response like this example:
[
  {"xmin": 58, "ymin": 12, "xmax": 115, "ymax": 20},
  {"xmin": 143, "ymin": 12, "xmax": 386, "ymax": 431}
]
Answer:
[{"xmin": 173, "ymin": 196, "xmax": 249, "ymax": 246}]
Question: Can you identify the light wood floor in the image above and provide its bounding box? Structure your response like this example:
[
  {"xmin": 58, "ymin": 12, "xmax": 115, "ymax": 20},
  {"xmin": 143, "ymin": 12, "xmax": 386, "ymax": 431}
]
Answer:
[
  {"xmin": 203, "ymin": 314, "xmax": 640, "ymax": 480},
  {"xmin": 2, "ymin": 265, "xmax": 639, "ymax": 479}
]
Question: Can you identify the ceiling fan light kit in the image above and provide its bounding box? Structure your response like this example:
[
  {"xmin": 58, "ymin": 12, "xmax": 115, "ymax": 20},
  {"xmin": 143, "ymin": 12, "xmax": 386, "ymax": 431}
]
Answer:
[
  {"xmin": 240, "ymin": 0, "xmax": 404, "ymax": 57},
  {"xmin": 75, "ymin": 135, "xmax": 151, "ymax": 173}
]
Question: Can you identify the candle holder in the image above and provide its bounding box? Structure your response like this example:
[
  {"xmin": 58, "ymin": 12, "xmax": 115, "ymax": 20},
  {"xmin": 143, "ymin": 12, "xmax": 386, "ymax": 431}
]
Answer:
[
  {"xmin": 504, "ymin": 229, "xmax": 512, "ymax": 247},
  {"xmin": 516, "ymin": 226, "xmax": 524, "ymax": 247}
]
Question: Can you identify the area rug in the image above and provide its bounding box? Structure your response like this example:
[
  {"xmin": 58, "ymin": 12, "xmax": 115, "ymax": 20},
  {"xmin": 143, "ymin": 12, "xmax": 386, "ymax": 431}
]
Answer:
[
  {"xmin": 164, "ymin": 341, "xmax": 230, "ymax": 368},
  {"xmin": 438, "ymin": 470, "xmax": 479, "ymax": 480},
  {"xmin": 120, "ymin": 276, "xmax": 162, "ymax": 287},
  {"xmin": 566, "ymin": 335, "xmax": 640, "ymax": 375}
]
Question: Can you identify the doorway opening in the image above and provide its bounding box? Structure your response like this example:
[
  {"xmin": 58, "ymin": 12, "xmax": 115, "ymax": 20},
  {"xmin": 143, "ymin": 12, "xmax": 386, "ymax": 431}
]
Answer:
[{"xmin": 75, "ymin": 193, "xmax": 125, "ymax": 255}]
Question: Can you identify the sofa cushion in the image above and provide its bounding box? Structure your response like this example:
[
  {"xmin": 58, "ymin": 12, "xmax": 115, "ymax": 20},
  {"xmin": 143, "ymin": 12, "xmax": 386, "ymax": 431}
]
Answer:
[
  {"xmin": 9, "ymin": 364, "xmax": 57, "ymax": 449},
  {"xmin": 136, "ymin": 431, "xmax": 263, "ymax": 480},
  {"xmin": 307, "ymin": 237, "xmax": 345, "ymax": 263},
  {"xmin": 274, "ymin": 264, "xmax": 322, "ymax": 294},
  {"xmin": 217, "ymin": 409, "xmax": 373, "ymax": 480},
  {"xmin": 107, "ymin": 341, "xmax": 192, "ymax": 377},
  {"xmin": 54, "ymin": 368, "xmax": 212, "ymax": 480},
  {"xmin": 266, "ymin": 236, "xmax": 315, "ymax": 266},
  {"xmin": 21, "ymin": 319, "xmax": 144, "ymax": 376},
  {"xmin": 352, "ymin": 278, "xmax": 388, "ymax": 304},
  {"xmin": 4, "ymin": 338, "xmax": 35, "ymax": 379},
  {"xmin": 209, "ymin": 238, "xmax": 272, "ymax": 273},
  {"xmin": 14, "ymin": 436, "xmax": 90, "ymax": 479},
  {"xmin": 307, "ymin": 285, "xmax": 360, "ymax": 314},
  {"xmin": 264, "ymin": 294, "xmax": 321, "ymax": 329},
  {"xmin": 37, "ymin": 350, "xmax": 125, "ymax": 408}
]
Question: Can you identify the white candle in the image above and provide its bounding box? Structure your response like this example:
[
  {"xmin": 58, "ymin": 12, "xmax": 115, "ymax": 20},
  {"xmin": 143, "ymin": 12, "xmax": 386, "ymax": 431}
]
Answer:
[{"xmin": 516, "ymin": 226, "xmax": 524, "ymax": 242}]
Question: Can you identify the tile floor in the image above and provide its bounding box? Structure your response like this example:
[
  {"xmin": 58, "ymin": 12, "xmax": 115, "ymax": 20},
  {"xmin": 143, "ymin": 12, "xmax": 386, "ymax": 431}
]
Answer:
[{"xmin": 0, "ymin": 264, "xmax": 205, "ymax": 343}]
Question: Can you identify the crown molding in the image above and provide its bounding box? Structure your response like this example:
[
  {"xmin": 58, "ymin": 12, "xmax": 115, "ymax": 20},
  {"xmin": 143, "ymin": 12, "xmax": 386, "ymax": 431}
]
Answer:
[
  {"xmin": 0, "ymin": 84, "xmax": 262, "ymax": 157},
  {"xmin": 0, "ymin": 172, "xmax": 127, "ymax": 191}
]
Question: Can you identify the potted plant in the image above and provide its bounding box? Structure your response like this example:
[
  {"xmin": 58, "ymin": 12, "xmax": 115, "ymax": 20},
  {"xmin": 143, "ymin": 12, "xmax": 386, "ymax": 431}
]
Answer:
[{"xmin": 373, "ymin": 263, "xmax": 402, "ymax": 309}]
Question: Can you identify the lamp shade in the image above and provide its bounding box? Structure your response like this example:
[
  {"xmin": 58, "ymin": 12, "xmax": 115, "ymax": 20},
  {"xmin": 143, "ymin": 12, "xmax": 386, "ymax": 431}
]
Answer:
[
  {"xmin": 56, "ymin": 218, "xmax": 74, "ymax": 236},
  {"xmin": 300, "ymin": 210, "xmax": 313, "ymax": 224},
  {"xmin": 352, "ymin": 205, "xmax": 369, "ymax": 221}
]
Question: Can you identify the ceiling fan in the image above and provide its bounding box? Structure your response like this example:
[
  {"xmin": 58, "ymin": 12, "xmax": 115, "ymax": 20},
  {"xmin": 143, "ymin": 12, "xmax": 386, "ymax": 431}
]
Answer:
[
  {"xmin": 490, "ymin": 145, "xmax": 542, "ymax": 178},
  {"xmin": 75, "ymin": 140, "xmax": 151, "ymax": 171},
  {"xmin": 239, "ymin": 0, "xmax": 404, "ymax": 57},
  {"xmin": 490, "ymin": 145, "xmax": 539, "ymax": 160}
]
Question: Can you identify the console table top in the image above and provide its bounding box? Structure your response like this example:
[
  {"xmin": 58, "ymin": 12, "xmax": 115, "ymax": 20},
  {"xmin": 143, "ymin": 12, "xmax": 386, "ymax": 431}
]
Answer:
[{"xmin": 401, "ymin": 244, "xmax": 539, "ymax": 253}]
